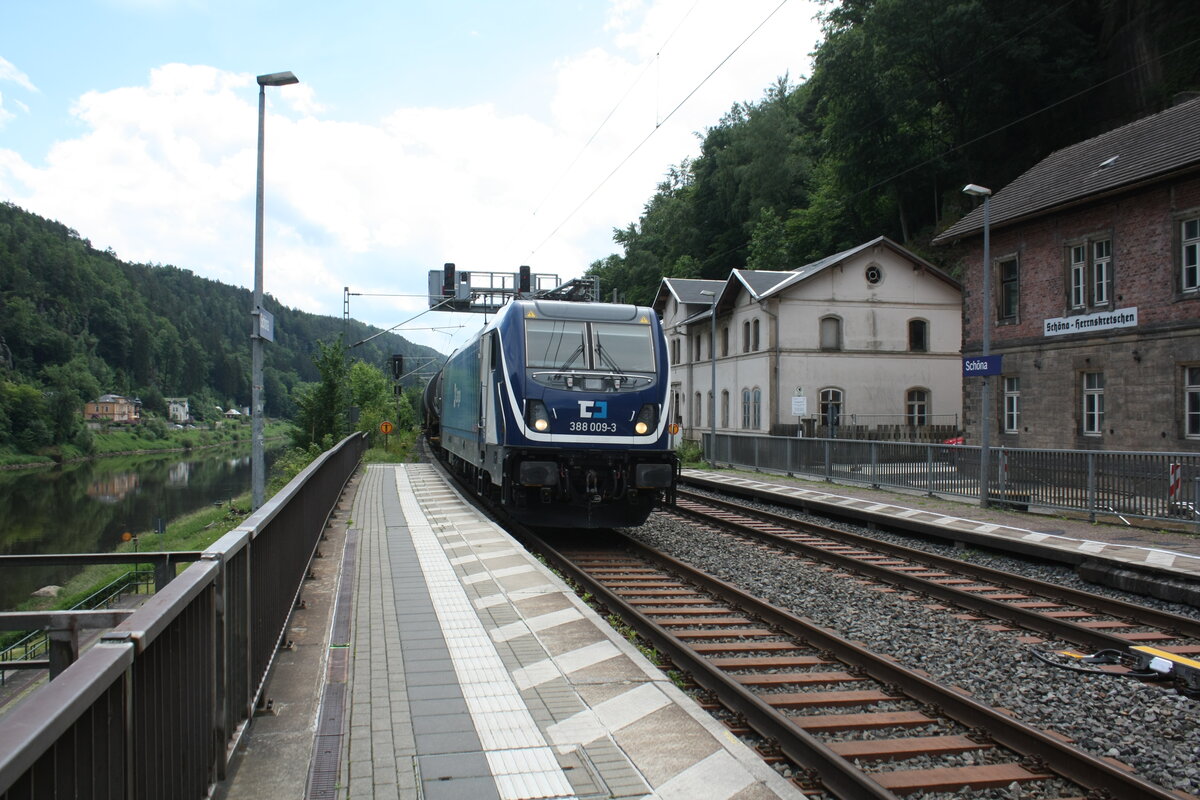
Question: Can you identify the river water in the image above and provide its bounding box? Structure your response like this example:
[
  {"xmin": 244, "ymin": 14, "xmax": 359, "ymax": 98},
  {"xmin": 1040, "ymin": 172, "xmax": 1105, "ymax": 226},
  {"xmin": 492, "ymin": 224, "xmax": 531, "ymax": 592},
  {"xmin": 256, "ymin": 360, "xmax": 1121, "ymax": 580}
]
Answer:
[{"xmin": 0, "ymin": 443, "xmax": 285, "ymax": 610}]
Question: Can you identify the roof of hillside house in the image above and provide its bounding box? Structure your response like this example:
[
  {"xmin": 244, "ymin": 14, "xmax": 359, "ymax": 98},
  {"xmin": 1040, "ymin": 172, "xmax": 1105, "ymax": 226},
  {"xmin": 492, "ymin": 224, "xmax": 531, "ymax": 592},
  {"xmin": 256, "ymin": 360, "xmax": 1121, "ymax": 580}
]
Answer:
[{"xmin": 935, "ymin": 95, "xmax": 1200, "ymax": 243}]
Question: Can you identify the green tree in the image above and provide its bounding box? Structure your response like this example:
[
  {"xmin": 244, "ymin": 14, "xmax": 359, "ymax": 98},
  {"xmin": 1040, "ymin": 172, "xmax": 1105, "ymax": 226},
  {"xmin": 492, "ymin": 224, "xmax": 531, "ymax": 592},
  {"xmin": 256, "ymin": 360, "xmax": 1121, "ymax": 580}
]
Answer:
[{"xmin": 290, "ymin": 337, "xmax": 350, "ymax": 448}]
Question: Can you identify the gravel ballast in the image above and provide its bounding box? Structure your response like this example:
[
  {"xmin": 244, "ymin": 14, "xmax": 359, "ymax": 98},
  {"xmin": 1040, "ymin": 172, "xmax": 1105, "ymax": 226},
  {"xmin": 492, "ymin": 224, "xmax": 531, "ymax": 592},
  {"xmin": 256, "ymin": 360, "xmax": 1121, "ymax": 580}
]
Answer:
[{"xmin": 622, "ymin": 500, "xmax": 1200, "ymax": 797}]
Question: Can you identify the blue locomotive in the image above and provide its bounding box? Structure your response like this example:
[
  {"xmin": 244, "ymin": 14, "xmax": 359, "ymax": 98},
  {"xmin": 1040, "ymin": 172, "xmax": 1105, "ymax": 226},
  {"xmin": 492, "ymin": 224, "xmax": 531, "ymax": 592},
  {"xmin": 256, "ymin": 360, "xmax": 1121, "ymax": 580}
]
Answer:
[{"xmin": 424, "ymin": 299, "xmax": 677, "ymax": 527}]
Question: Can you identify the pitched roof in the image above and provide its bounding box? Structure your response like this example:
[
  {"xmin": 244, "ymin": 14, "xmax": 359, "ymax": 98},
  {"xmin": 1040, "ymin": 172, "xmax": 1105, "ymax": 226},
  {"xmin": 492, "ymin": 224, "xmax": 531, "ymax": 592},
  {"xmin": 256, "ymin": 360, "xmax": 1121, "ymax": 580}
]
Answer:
[
  {"xmin": 731, "ymin": 269, "xmax": 795, "ymax": 299},
  {"xmin": 763, "ymin": 236, "xmax": 957, "ymax": 297},
  {"xmin": 935, "ymin": 95, "xmax": 1200, "ymax": 243},
  {"xmin": 652, "ymin": 277, "xmax": 725, "ymax": 312}
]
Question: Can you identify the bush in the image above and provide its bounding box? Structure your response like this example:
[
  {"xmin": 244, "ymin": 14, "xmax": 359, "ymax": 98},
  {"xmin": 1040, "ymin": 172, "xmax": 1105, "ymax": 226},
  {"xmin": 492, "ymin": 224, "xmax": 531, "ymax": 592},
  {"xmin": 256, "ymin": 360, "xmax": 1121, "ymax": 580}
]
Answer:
[{"xmin": 676, "ymin": 439, "xmax": 705, "ymax": 467}]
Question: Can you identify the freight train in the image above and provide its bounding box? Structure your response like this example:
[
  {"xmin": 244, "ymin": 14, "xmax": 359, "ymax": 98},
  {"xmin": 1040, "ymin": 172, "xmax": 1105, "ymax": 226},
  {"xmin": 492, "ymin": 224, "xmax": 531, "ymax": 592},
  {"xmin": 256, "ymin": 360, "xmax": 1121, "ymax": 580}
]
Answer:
[{"xmin": 424, "ymin": 299, "xmax": 677, "ymax": 527}]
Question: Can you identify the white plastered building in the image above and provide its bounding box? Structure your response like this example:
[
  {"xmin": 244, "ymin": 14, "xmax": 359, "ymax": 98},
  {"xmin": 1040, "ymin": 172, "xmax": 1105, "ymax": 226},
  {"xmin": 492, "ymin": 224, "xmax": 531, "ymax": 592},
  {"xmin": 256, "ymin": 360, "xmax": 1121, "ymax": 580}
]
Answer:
[{"xmin": 654, "ymin": 236, "xmax": 963, "ymax": 442}]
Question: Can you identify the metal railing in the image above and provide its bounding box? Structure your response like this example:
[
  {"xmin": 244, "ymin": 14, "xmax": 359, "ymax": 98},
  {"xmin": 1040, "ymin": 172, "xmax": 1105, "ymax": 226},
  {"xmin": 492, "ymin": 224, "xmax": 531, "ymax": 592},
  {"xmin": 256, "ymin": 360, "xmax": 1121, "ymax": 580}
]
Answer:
[
  {"xmin": 0, "ymin": 432, "xmax": 367, "ymax": 799},
  {"xmin": 703, "ymin": 432, "xmax": 1200, "ymax": 526}
]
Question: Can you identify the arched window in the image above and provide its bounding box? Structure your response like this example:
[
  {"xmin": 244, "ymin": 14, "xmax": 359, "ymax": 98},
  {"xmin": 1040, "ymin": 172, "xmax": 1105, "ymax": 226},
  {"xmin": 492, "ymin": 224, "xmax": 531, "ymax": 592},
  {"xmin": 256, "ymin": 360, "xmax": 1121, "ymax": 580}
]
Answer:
[
  {"xmin": 820, "ymin": 316, "xmax": 842, "ymax": 351},
  {"xmin": 908, "ymin": 319, "xmax": 929, "ymax": 352},
  {"xmin": 906, "ymin": 388, "xmax": 929, "ymax": 426},
  {"xmin": 741, "ymin": 388, "xmax": 751, "ymax": 428},
  {"xmin": 721, "ymin": 326, "xmax": 729, "ymax": 357},
  {"xmin": 752, "ymin": 388, "xmax": 762, "ymax": 429},
  {"xmin": 751, "ymin": 318, "xmax": 760, "ymax": 351},
  {"xmin": 742, "ymin": 321, "xmax": 750, "ymax": 353},
  {"xmin": 819, "ymin": 388, "xmax": 843, "ymax": 428},
  {"xmin": 721, "ymin": 390, "xmax": 730, "ymax": 428},
  {"xmin": 693, "ymin": 392, "xmax": 702, "ymax": 427}
]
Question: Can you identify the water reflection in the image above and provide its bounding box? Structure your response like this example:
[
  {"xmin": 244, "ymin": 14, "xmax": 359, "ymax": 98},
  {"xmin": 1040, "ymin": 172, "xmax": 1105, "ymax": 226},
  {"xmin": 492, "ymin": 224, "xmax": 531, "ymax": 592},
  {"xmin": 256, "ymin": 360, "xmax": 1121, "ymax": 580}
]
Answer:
[{"xmin": 0, "ymin": 443, "xmax": 285, "ymax": 610}]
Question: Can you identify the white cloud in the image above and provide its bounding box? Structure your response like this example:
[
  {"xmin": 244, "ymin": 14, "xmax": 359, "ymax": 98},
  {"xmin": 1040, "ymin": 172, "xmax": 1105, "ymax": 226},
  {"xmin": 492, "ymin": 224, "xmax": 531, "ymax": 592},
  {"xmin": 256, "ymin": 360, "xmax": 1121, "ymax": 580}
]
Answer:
[
  {"xmin": 0, "ymin": 1, "xmax": 823, "ymax": 352},
  {"xmin": 0, "ymin": 56, "xmax": 37, "ymax": 92}
]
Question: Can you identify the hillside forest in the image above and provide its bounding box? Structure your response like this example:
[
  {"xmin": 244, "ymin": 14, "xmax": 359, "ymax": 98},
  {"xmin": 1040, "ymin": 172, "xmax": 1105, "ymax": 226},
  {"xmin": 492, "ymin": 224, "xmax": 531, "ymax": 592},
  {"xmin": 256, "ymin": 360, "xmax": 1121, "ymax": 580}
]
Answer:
[
  {"xmin": 0, "ymin": 202, "xmax": 442, "ymax": 459},
  {"xmin": 585, "ymin": 0, "xmax": 1200, "ymax": 305}
]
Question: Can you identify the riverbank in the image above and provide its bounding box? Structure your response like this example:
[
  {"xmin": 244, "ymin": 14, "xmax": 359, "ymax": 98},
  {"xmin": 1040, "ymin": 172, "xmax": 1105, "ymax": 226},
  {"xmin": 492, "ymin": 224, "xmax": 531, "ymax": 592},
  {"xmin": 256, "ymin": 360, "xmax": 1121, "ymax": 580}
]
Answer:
[{"xmin": 0, "ymin": 421, "xmax": 293, "ymax": 470}]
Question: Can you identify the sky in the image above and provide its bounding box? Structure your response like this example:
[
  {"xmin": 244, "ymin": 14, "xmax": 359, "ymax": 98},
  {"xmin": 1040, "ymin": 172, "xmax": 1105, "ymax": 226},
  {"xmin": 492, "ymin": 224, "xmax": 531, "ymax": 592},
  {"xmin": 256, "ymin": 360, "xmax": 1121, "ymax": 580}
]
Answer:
[{"xmin": 0, "ymin": 0, "xmax": 825, "ymax": 359}]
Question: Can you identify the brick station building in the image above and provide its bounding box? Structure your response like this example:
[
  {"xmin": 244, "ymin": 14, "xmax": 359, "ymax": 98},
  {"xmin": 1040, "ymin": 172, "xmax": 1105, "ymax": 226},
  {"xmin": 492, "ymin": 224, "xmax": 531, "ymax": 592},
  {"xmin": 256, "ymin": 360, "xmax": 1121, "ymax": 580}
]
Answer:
[{"xmin": 935, "ymin": 95, "xmax": 1200, "ymax": 452}]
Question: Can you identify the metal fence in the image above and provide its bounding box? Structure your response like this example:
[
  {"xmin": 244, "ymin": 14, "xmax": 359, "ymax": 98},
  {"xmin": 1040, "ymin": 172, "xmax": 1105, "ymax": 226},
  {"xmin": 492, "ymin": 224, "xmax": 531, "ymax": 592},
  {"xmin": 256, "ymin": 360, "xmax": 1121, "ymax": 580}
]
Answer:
[
  {"xmin": 0, "ymin": 432, "xmax": 367, "ymax": 799},
  {"xmin": 704, "ymin": 432, "xmax": 1200, "ymax": 526}
]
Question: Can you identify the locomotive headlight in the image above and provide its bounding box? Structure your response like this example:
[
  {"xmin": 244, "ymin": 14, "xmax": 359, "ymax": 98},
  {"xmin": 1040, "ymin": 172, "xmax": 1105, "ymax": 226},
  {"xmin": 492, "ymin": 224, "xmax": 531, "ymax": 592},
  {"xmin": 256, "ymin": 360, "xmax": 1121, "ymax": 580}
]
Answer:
[
  {"xmin": 527, "ymin": 400, "xmax": 551, "ymax": 432},
  {"xmin": 634, "ymin": 403, "xmax": 657, "ymax": 435}
]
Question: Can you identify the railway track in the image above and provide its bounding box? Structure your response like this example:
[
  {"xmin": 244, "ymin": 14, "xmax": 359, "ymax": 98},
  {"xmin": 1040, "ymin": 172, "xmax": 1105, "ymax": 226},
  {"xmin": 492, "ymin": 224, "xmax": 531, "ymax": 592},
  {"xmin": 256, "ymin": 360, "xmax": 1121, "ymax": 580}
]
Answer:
[
  {"xmin": 518, "ymin": 525, "xmax": 1187, "ymax": 800},
  {"xmin": 670, "ymin": 490, "xmax": 1200, "ymax": 680}
]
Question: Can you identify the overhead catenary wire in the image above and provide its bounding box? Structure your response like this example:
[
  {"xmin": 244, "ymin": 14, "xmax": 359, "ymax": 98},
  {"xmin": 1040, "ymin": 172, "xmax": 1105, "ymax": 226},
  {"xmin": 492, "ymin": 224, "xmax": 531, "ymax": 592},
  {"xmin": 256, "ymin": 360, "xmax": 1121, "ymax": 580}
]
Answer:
[{"xmin": 529, "ymin": 0, "xmax": 792, "ymax": 257}]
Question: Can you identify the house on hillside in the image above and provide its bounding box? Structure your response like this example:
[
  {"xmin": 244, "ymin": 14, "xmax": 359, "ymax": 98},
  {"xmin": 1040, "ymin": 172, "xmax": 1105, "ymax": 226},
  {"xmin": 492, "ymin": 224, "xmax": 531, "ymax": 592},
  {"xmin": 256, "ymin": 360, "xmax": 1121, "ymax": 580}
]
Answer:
[
  {"xmin": 166, "ymin": 397, "xmax": 190, "ymax": 424},
  {"xmin": 934, "ymin": 94, "xmax": 1200, "ymax": 452},
  {"xmin": 654, "ymin": 237, "xmax": 963, "ymax": 443},
  {"xmin": 84, "ymin": 394, "xmax": 141, "ymax": 424}
]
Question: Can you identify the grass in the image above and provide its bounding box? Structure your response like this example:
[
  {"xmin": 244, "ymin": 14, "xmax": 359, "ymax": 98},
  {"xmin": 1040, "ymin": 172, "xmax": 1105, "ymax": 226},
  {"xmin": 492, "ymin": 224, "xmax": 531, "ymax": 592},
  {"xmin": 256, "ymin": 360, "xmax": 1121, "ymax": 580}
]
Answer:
[
  {"xmin": 361, "ymin": 428, "xmax": 420, "ymax": 463},
  {"xmin": 15, "ymin": 494, "xmax": 252, "ymax": 616}
]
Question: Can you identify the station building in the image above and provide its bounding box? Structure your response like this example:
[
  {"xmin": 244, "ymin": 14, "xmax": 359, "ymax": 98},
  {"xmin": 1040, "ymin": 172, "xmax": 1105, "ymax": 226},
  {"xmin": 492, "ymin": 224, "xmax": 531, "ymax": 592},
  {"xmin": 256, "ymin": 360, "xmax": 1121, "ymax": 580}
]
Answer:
[
  {"xmin": 935, "ymin": 95, "xmax": 1200, "ymax": 452},
  {"xmin": 654, "ymin": 236, "xmax": 963, "ymax": 443}
]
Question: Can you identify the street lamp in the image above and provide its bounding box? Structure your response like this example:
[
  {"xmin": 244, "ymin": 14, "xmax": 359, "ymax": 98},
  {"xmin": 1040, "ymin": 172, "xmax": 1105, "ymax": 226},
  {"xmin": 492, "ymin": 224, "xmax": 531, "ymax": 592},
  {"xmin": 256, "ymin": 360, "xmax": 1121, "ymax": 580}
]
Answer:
[
  {"xmin": 252, "ymin": 70, "xmax": 299, "ymax": 510},
  {"xmin": 699, "ymin": 290, "xmax": 717, "ymax": 463},
  {"xmin": 963, "ymin": 183, "xmax": 992, "ymax": 507}
]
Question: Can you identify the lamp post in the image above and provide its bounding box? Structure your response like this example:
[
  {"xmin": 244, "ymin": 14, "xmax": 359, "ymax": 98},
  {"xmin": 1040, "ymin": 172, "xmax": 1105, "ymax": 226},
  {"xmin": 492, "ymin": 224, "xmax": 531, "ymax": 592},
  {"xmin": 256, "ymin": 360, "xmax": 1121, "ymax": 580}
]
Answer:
[
  {"xmin": 963, "ymin": 183, "xmax": 992, "ymax": 508},
  {"xmin": 252, "ymin": 70, "xmax": 298, "ymax": 510},
  {"xmin": 699, "ymin": 290, "xmax": 717, "ymax": 463}
]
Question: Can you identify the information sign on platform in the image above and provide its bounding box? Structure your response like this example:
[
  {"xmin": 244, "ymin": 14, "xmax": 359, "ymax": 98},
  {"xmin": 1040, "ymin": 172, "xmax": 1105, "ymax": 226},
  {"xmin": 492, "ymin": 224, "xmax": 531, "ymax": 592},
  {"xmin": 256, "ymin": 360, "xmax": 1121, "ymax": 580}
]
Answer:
[{"xmin": 962, "ymin": 354, "xmax": 1002, "ymax": 376}]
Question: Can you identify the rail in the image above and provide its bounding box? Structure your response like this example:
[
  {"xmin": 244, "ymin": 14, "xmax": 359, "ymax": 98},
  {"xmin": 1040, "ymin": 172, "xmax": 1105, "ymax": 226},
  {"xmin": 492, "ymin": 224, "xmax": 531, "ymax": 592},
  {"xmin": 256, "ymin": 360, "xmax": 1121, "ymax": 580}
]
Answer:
[
  {"xmin": 703, "ymin": 433, "xmax": 1200, "ymax": 526},
  {"xmin": 0, "ymin": 432, "xmax": 367, "ymax": 799}
]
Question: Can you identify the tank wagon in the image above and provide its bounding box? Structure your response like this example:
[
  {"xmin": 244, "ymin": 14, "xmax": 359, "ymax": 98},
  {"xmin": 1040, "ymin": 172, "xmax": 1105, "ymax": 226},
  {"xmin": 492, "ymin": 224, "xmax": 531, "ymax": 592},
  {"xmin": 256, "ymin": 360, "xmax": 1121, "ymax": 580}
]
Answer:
[{"xmin": 424, "ymin": 299, "xmax": 677, "ymax": 527}]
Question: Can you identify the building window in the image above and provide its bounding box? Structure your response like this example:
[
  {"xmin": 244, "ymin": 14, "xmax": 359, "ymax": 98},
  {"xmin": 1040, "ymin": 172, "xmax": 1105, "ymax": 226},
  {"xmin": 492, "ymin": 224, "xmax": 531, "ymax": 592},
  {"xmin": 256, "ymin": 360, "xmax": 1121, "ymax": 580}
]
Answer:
[
  {"xmin": 741, "ymin": 388, "xmax": 751, "ymax": 428},
  {"xmin": 1082, "ymin": 371, "xmax": 1104, "ymax": 435},
  {"xmin": 1186, "ymin": 366, "xmax": 1200, "ymax": 439},
  {"xmin": 751, "ymin": 318, "xmax": 760, "ymax": 351},
  {"xmin": 998, "ymin": 257, "xmax": 1019, "ymax": 321},
  {"xmin": 742, "ymin": 321, "xmax": 750, "ymax": 353},
  {"xmin": 721, "ymin": 326, "xmax": 729, "ymax": 357},
  {"xmin": 906, "ymin": 389, "xmax": 929, "ymax": 426},
  {"xmin": 1069, "ymin": 245, "xmax": 1086, "ymax": 309},
  {"xmin": 908, "ymin": 319, "xmax": 928, "ymax": 352},
  {"xmin": 1092, "ymin": 239, "xmax": 1112, "ymax": 306},
  {"xmin": 752, "ymin": 388, "xmax": 762, "ymax": 429},
  {"xmin": 670, "ymin": 338, "xmax": 679, "ymax": 365},
  {"xmin": 819, "ymin": 388, "xmax": 843, "ymax": 428},
  {"xmin": 819, "ymin": 316, "xmax": 842, "ymax": 351},
  {"xmin": 1183, "ymin": 217, "xmax": 1199, "ymax": 293},
  {"xmin": 721, "ymin": 390, "xmax": 729, "ymax": 428},
  {"xmin": 693, "ymin": 392, "xmax": 701, "ymax": 427},
  {"xmin": 1003, "ymin": 376, "xmax": 1020, "ymax": 433}
]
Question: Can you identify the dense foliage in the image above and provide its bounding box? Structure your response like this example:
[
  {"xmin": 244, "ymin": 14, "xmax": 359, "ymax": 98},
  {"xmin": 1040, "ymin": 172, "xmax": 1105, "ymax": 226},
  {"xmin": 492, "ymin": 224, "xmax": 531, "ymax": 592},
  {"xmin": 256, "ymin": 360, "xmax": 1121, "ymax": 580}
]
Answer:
[
  {"xmin": 588, "ymin": 0, "xmax": 1200, "ymax": 305},
  {"xmin": 0, "ymin": 202, "xmax": 442, "ymax": 457}
]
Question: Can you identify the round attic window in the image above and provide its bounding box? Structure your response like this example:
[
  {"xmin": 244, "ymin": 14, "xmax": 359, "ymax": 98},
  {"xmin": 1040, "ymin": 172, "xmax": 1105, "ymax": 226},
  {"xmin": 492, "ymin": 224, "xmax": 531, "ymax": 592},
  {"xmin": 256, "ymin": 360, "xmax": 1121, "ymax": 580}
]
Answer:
[{"xmin": 865, "ymin": 264, "xmax": 884, "ymax": 285}]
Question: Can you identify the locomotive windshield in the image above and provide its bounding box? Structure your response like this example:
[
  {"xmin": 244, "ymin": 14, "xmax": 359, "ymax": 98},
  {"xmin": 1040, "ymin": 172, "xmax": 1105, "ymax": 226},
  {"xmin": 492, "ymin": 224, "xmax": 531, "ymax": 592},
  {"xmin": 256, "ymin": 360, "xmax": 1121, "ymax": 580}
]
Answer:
[
  {"xmin": 526, "ymin": 318, "xmax": 656, "ymax": 390},
  {"xmin": 592, "ymin": 322, "xmax": 654, "ymax": 373},
  {"xmin": 526, "ymin": 320, "xmax": 587, "ymax": 369}
]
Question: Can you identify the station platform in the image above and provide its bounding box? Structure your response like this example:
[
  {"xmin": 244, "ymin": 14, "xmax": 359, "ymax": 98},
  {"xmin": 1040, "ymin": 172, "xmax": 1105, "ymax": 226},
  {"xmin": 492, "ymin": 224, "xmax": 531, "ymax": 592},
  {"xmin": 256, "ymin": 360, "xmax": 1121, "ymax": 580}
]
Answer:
[
  {"xmin": 681, "ymin": 468, "xmax": 1200, "ymax": 600},
  {"xmin": 222, "ymin": 463, "xmax": 804, "ymax": 800}
]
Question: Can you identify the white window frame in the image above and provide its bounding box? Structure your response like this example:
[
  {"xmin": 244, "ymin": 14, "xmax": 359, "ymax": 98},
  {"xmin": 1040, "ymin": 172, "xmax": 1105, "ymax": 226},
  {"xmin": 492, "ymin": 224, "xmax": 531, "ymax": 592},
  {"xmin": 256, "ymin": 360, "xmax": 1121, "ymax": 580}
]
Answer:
[
  {"xmin": 1186, "ymin": 366, "xmax": 1200, "ymax": 439},
  {"xmin": 1003, "ymin": 376, "xmax": 1020, "ymax": 433},
  {"xmin": 819, "ymin": 387, "xmax": 843, "ymax": 428},
  {"xmin": 1092, "ymin": 238, "xmax": 1112, "ymax": 306},
  {"xmin": 1183, "ymin": 217, "xmax": 1199, "ymax": 293},
  {"xmin": 905, "ymin": 388, "xmax": 929, "ymax": 427},
  {"xmin": 751, "ymin": 387, "xmax": 762, "ymax": 429},
  {"xmin": 1069, "ymin": 244, "xmax": 1086, "ymax": 309},
  {"xmin": 1082, "ymin": 371, "xmax": 1104, "ymax": 436}
]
